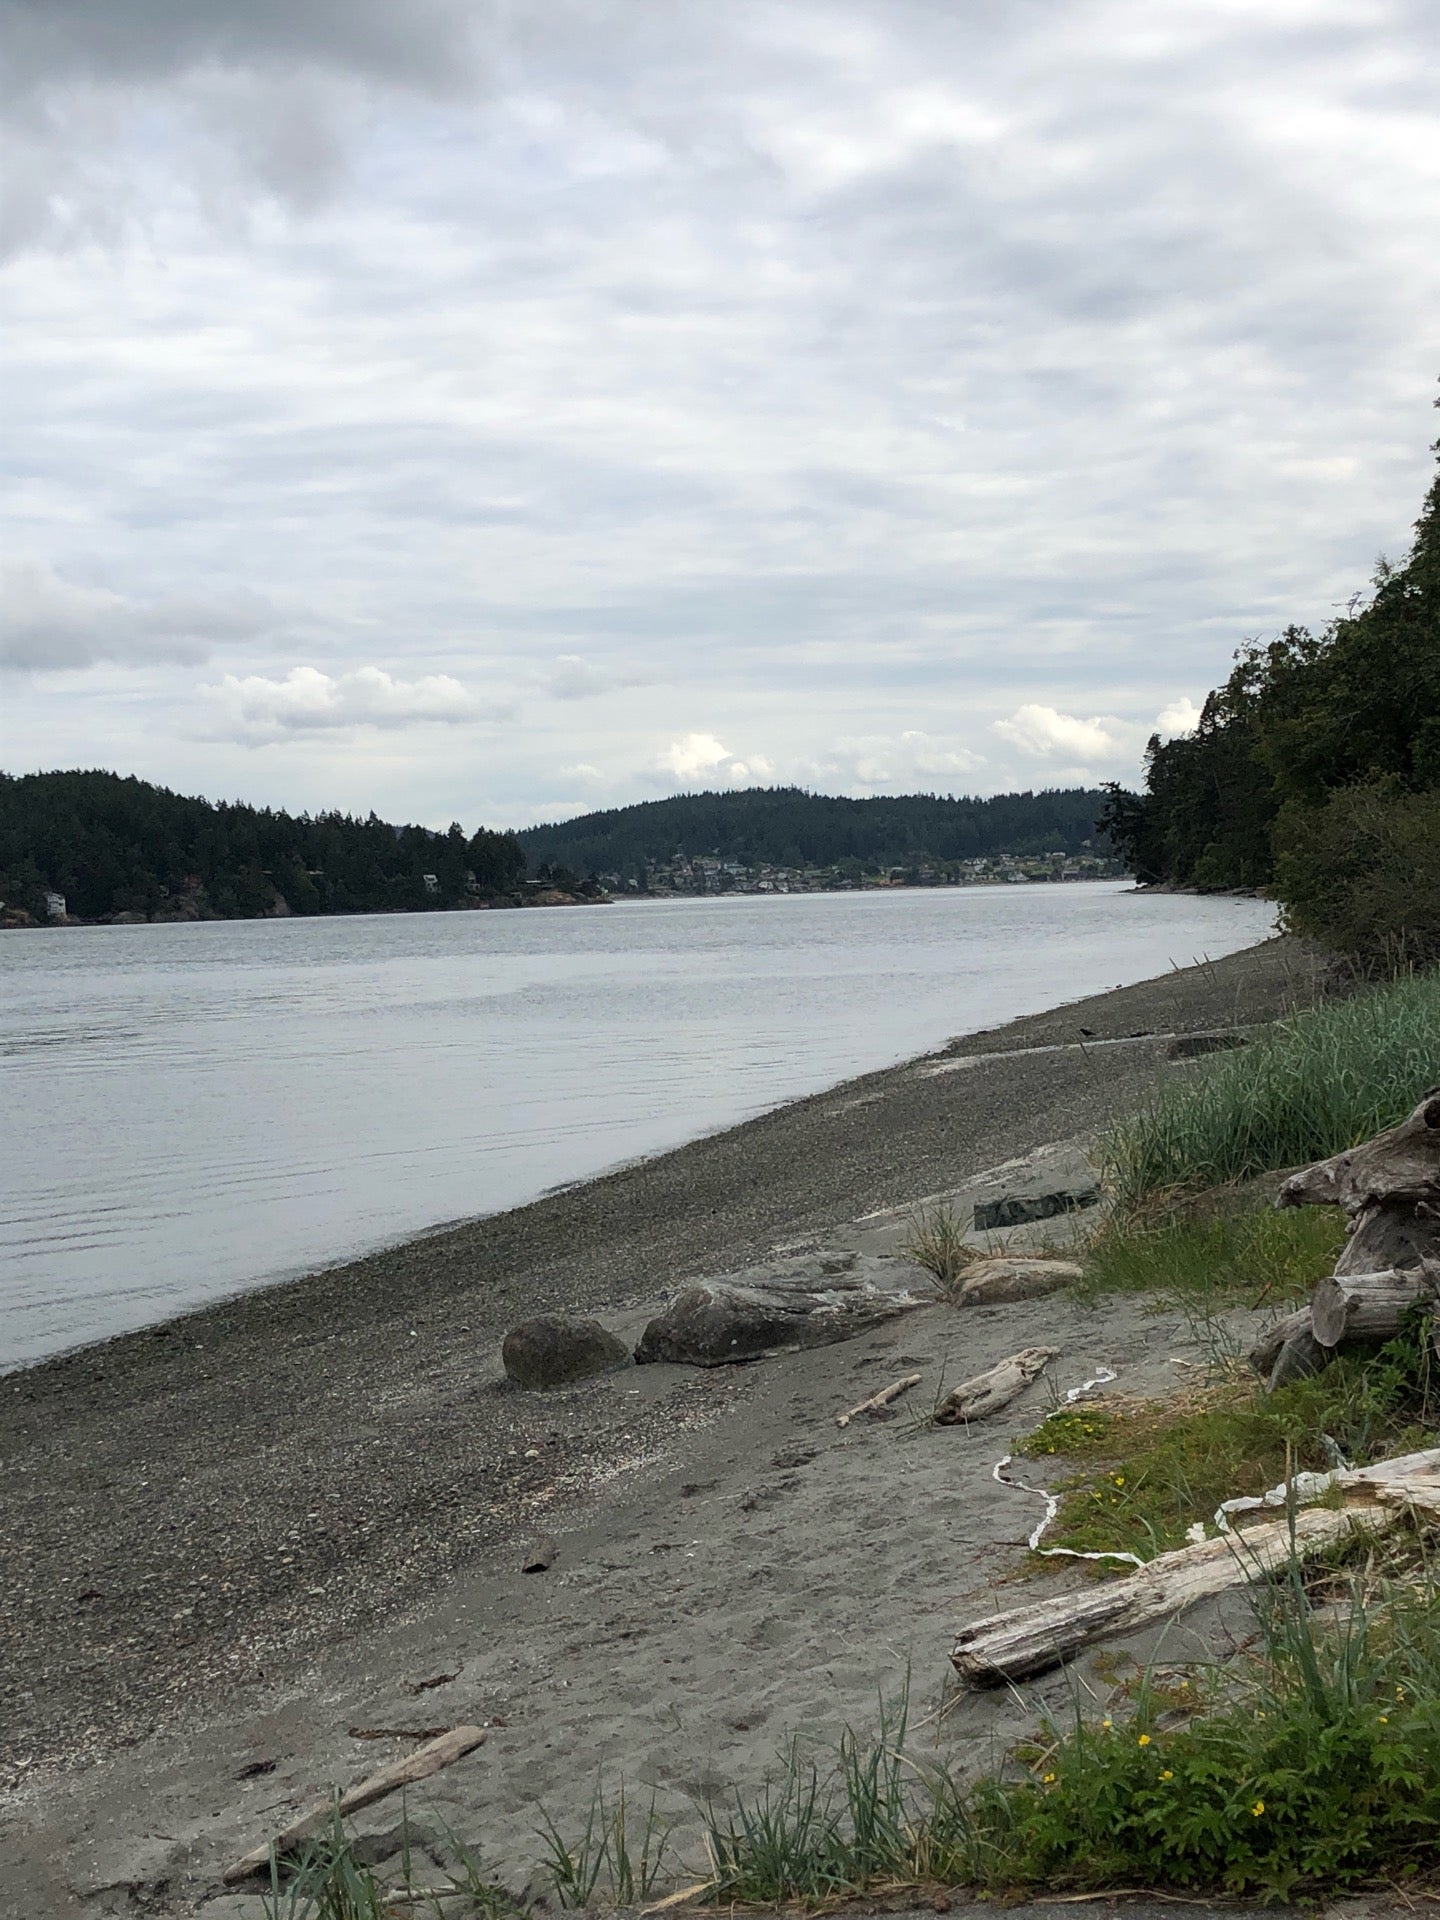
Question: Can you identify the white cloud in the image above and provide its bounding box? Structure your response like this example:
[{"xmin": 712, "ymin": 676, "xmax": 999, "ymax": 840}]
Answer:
[
  {"xmin": 1155, "ymin": 695, "xmax": 1204, "ymax": 736},
  {"xmin": 991, "ymin": 705, "xmax": 1123, "ymax": 762},
  {"xmin": 208, "ymin": 665, "xmax": 491, "ymax": 739},
  {"xmin": 659, "ymin": 732, "xmax": 734, "ymax": 780}
]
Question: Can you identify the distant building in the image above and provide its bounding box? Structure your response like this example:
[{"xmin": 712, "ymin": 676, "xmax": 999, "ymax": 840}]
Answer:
[
  {"xmin": 44, "ymin": 890, "xmax": 66, "ymax": 921},
  {"xmin": 422, "ymin": 873, "xmax": 440, "ymax": 895}
]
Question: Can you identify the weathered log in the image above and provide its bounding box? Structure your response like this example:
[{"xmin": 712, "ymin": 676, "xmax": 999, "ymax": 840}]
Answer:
[
  {"xmin": 953, "ymin": 1505, "xmax": 1390, "ymax": 1686},
  {"xmin": 952, "ymin": 1445, "xmax": 1440, "ymax": 1687},
  {"xmin": 1279, "ymin": 1090, "xmax": 1440, "ymax": 1214},
  {"xmin": 1267, "ymin": 1325, "xmax": 1332, "ymax": 1391},
  {"xmin": 933, "ymin": 1346, "xmax": 1057, "ymax": 1425},
  {"xmin": 1310, "ymin": 1268, "xmax": 1433, "ymax": 1348},
  {"xmin": 835, "ymin": 1371, "xmax": 922, "ymax": 1428},
  {"xmin": 1249, "ymin": 1307, "xmax": 1311, "ymax": 1379},
  {"xmin": 223, "ymin": 1726, "xmax": 487, "ymax": 1882}
]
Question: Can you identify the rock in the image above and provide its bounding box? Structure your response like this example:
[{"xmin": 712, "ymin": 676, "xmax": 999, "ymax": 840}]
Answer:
[
  {"xmin": 635, "ymin": 1273, "xmax": 923, "ymax": 1367},
  {"xmin": 521, "ymin": 1532, "xmax": 556, "ymax": 1573},
  {"xmin": 501, "ymin": 1314, "xmax": 630, "ymax": 1389},
  {"xmin": 972, "ymin": 1185, "xmax": 1101, "ymax": 1231},
  {"xmin": 1168, "ymin": 1030, "xmax": 1247, "ymax": 1060},
  {"xmin": 958, "ymin": 1258, "xmax": 1082, "ymax": 1305}
]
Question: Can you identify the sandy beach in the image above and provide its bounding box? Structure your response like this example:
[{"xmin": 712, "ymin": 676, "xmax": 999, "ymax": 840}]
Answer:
[{"xmin": 0, "ymin": 935, "xmax": 1327, "ymax": 1915}]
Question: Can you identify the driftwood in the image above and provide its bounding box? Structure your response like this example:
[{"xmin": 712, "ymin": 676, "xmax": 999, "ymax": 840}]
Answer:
[
  {"xmin": 223, "ymin": 1726, "xmax": 487, "ymax": 1882},
  {"xmin": 1250, "ymin": 1092, "xmax": 1440, "ymax": 1389},
  {"xmin": 1249, "ymin": 1307, "xmax": 1312, "ymax": 1381},
  {"xmin": 836, "ymin": 1372, "xmax": 922, "ymax": 1428},
  {"xmin": 952, "ymin": 1503, "xmax": 1395, "ymax": 1685},
  {"xmin": 952, "ymin": 1446, "xmax": 1440, "ymax": 1686},
  {"xmin": 933, "ymin": 1346, "xmax": 1058, "ymax": 1425},
  {"xmin": 1311, "ymin": 1269, "xmax": 1432, "ymax": 1348}
]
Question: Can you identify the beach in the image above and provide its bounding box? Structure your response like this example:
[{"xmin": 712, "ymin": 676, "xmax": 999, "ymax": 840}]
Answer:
[{"xmin": 0, "ymin": 935, "xmax": 1325, "ymax": 1914}]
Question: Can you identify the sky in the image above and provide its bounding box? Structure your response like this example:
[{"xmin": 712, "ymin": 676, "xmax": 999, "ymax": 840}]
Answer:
[{"xmin": 2, "ymin": 1, "xmax": 1437, "ymax": 831}]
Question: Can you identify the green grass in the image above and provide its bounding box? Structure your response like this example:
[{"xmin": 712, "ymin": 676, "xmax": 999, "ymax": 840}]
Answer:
[
  {"xmin": 1077, "ymin": 1198, "xmax": 1346, "ymax": 1310},
  {"xmin": 1018, "ymin": 1310, "xmax": 1440, "ymax": 1563},
  {"xmin": 966, "ymin": 1570, "xmax": 1440, "ymax": 1902},
  {"xmin": 257, "ymin": 1804, "xmax": 517, "ymax": 1920},
  {"xmin": 899, "ymin": 1203, "xmax": 977, "ymax": 1298},
  {"xmin": 537, "ymin": 1778, "xmax": 674, "ymax": 1907},
  {"xmin": 1102, "ymin": 971, "xmax": 1440, "ymax": 1209}
]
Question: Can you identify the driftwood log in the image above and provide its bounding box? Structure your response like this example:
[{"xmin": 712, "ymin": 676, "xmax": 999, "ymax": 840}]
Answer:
[
  {"xmin": 952, "ymin": 1445, "xmax": 1440, "ymax": 1686},
  {"xmin": 933, "ymin": 1346, "xmax": 1058, "ymax": 1425},
  {"xmin": 223, "ymin": 1726, "xmax": 487, "ymax": 1882},
  {"xmin": 835, "ymin": 1372, "xmax": 922, "ymax": 1428},
  {"xmin": 1250, "ymin": 1091, "xmax": 1440, "ymax": 1390},
  {"xmin": 1311, "ymin": 1269, "xmax": 1433, "ymax": 1348}
]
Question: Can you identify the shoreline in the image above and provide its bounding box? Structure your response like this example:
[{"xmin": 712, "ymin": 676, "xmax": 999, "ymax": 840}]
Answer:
[{"xmin": 0, "ymin": 934, "xmax": 1332, "ymax": 1911}]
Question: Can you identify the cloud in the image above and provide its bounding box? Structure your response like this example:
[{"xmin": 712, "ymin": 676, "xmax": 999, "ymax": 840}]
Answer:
[
  {"xmin": 657, "ymin": 733, "xmax": 775, "ymax": 786},
  {"xmin": 0, "ymin": 560, "xmax": 275, "ymax": 672},
  {"xmin": 3, "ymin": 2, "xmax": 1438, "ymax": 823},
  {"xmin": 539, "ymin": 654, "xmax": 646, "ymax": 701},
  {"xmin": 208, "ymin": 665, "xmax": 493, "ymax": 739},
  {"xmin": 991, "ymin": 705, "xmax": 1124, "ymax": 762},
  {"xmin": 1156, "ymin": 695, "xmax": 1204, "ymax": 736}
]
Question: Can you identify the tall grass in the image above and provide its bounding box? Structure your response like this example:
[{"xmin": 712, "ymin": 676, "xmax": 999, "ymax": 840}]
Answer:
[{"xmin": 1103, "ymin": 973, "xmax": 1440, "ymax": 1209}]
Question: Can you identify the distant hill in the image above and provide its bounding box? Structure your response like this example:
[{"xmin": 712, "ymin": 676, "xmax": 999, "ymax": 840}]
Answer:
[
  {"xmin": 516, "ymin": 786, "xmax": 1110, "ymax": 879},
  {"xmin": 0, "ymin": 769, "xmax": 527, "ymax": 925}
]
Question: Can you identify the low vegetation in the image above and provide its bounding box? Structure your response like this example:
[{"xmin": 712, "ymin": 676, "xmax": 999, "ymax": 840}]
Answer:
[
  {"xmin": 899, "ymin": 1202, "xmax": 978, "ymax": 1297},
  {"xmin": 1100, "ymin": 971, "xmax": 1440, "ymax": 1209},
  {"xmin": 1077, "ymin": 1194, "xmax": 1344, "ymax": 1310},
  {"xmin": 1020, "ymin": 1308, "xmax": 1440, "ymax": 1563}
]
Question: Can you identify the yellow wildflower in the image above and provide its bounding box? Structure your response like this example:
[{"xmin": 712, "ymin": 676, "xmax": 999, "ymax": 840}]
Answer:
[
  {"xmin": 1160, "ymin": 1770, "xmax": 1174, "ymax": 1782},
  {"xmin": 1138, "ymin": 1734, "xmax": 1151, "ymax": 1747},
  {"xmin": 1043, "ymin": 1772, "xmax": 1056, "ymax": 1784},
  {"xmin": 1379, "ymin": 1715, "xmax": 1389, "ymax": 1724},
  {"xmin": 1252, "ymin": 1801, "xmax": 1265, "ymax": 1818}
]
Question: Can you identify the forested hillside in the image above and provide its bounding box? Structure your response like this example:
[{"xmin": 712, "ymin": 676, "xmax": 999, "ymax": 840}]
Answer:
[
  {"xmin": 1101, "ymin": 413, "xmax": 1440, "ymax": 964},
  {"xmin": 0, "ymin": 770, "xmax": 526, "ymax": 924},
  {"xmin": 517, "ymin": 787, "xmax": 1108, "ymax": 878}
]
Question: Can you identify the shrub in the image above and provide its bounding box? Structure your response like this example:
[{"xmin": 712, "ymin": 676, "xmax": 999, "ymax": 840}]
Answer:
[{"xmin": 1276, "ymin": 781, "xmax": 1440, "ymax": 971}]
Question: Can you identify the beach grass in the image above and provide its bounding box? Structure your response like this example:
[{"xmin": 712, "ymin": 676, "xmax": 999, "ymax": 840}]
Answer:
[
  {"xmin": 898, "ymin": 1202, "xmax": 977, "ymax": 1298},
  {"xmin": 1076, "ymin": 1194, "xmax": 1346, "ymax": 1310},
  {"xmin": 1101, "ymin": 972, "xmax": 1440, "ymax": 1210}
]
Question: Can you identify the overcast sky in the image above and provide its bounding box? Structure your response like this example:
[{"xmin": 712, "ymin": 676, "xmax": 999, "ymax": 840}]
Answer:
[{"xmin": 2, "ymin": 0, "xmax": 1437, "ymax": 830}]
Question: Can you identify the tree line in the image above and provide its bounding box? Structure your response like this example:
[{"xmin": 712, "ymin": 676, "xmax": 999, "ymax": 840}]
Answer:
[
  {"xmin": 1101, "ymin": 409, "xmax": 1440, "ymax": 966},
  {"xmin": 516, "ymin": 786, "xmax": 1111, "ymax": 879},
  {"xmin": 0, "ymin": 770, "xmax": 526, "ymax": 923}
]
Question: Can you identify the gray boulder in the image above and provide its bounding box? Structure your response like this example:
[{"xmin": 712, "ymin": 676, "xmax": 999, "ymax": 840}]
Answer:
[
  {"xmin": 635, "ymin": 1273, "xmax": 922, "ymax": 1367},
  {"xmin": 502, "ymin": 1314, "xmax": 630, "ymax": 1389}
]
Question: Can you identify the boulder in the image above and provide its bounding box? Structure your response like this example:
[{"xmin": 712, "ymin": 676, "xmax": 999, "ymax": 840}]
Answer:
[
  {"xmin": 501, "ymin": 1314, "xmax": 630, "ymax": 1389},
  {"xmin": 635, "ymin": 1273, "xmax": 922, "ymax": 1367},
  {"xmin": 958, "ymin": 1257, "xmax": 1082, "ymax": 1305},
  {"xmin": 972, "ymin": 1185, "xmax": 1100, "ymax": 1231}
]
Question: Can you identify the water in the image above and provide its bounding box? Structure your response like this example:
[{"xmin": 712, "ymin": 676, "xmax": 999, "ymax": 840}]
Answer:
[{"xmin": 0, "ymin": 884, "xmax": 1274, "ymax": 1368}]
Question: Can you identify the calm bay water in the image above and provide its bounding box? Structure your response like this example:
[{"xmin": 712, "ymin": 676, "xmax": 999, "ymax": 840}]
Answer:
[{"xmin": 0, "ymin": 884, "xmax": 1275, "ymax": 1369}]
